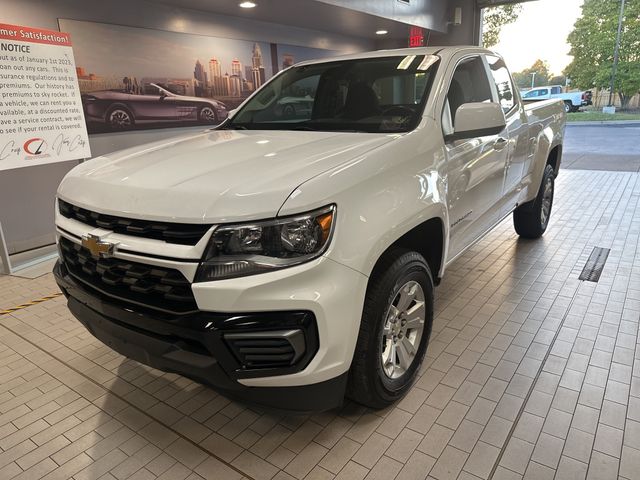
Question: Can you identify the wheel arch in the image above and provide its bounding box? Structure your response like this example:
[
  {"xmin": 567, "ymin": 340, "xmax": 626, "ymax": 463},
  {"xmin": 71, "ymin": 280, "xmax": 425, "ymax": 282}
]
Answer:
[
  {"xmin": 546, "ymin": 144, "xmax": 562, "ymax": 177},
  {"xmin": 369, "ymin": 216, "xmax": 446, "ymax": 286}
]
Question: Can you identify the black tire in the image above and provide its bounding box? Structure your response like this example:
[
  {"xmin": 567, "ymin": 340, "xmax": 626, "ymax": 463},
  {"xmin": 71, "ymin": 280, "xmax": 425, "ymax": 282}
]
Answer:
[
  {"xmin": 513, "ymin": 164, "xmax": 555, "ymax": 239},
  {"xmin": 347, "ymin": 249, "xmax": 434, "ymax": 408},
  {"xmin": 563, "ymin": 101, "xmax": 572, "ymax": 114},
  {"xmin": 106, "ymin": 106, "xmax": 135, "ymax": 130},
  {"xmin": 198, "ymin": 105, "xmax": 218, "ymax": 124}
]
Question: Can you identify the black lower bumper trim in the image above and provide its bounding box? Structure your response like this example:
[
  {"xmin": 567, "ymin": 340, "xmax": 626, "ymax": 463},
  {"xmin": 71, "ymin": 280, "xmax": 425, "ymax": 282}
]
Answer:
[{"xmin": 54, "ymin": 261, "xmax": 345, "ymax": 412}]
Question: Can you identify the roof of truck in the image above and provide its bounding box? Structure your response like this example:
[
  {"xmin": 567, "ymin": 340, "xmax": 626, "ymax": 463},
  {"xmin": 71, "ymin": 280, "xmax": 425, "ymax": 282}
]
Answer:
[{"xmin": 294, "ymin": 46, "xmax": 499, "ymax": 67}]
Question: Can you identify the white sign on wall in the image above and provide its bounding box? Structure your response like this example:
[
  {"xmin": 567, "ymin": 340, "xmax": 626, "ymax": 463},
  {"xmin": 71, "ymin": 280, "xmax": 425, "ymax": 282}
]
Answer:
[{"xmin": 0, "ymin": 22, "xmax": 91, "ymax": 171}]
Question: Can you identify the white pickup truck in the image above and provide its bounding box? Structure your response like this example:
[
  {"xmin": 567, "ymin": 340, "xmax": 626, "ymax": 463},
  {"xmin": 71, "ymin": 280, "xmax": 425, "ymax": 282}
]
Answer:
[
  {"xmin": 54, "ymin": 47, "xmax": 566, "ymax": 411},
  {"xmin": 521, "ymin": 85, "xmax": 593, "ymax": 113}
]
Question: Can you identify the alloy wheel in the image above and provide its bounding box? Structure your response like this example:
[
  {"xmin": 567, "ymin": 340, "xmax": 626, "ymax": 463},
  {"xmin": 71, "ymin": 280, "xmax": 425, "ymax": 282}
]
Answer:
[
  {"xmin": 200, "ymin": 106, "xmax": 217, "ymax": 123},
  {"xmin": 109, "ymin": 109, "xmax": 132, "ymax": 129},
  {"xmin": 381, "ymin": 280, "xmax": 426, "ymax": 379},
  {"xmin": 541, "ymin": 176, "xmax": 553, "ymax": 227}
]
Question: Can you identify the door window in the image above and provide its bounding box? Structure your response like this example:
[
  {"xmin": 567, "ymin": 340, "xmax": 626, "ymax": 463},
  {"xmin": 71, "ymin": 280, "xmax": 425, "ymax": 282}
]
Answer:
[
  {"xmin": 443, "ymin": 56, "xmax": 494, "ymax": 135},
  {"xmin": 486, "ymin": 55, "xmax": 516, "ymax": 114}
]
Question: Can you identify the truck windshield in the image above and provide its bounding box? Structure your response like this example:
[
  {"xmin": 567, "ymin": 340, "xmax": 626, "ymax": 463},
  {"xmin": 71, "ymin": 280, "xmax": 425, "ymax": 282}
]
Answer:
[{"xmin": 223, "ymin": 54, "xmax": 439, "ymax": 133}]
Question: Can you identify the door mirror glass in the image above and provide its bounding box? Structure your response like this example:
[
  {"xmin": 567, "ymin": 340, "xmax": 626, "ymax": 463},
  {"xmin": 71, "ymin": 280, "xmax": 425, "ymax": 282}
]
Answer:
[{"xmin": 445, "ymin": 102, "xmax": 506, "ymax": 141}]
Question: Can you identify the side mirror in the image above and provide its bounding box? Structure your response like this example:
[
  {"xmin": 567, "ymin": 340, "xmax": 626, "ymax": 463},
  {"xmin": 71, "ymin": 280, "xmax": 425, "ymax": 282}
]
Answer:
[{"xmin": 445, "ymin": 102, "xmax": 506, "ymax": 142}]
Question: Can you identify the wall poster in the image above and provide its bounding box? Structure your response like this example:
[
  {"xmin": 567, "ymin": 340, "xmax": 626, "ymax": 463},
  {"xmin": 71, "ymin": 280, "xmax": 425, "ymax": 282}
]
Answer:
[
  {"xmin": 0, "ymin": 22, "xmax": 91, "ymax": 171},
  {"xmin": 58, "ymin": 19, "xmax": 338, "ymax": 134}
]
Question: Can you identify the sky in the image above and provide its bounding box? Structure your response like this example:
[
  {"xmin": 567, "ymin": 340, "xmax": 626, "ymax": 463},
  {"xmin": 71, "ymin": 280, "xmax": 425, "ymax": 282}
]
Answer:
[{"xmin": 492, "ymin": 0, "xmax": 585, "ymax": 75}]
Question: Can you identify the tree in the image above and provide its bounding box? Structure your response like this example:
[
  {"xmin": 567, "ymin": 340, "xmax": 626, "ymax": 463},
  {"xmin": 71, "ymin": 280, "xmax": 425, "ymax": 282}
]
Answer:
[
  {"xmin": 512, "ymin": 60, "xmax": 552, "ymax": 89},
  {"xmin": 549, "ymin": 75, "xmax": 567, "ymax": 87},
  {"xmin": 482, "ymin": 5, "xmax": 523, "ymax": 48},
  {"xmin": 564, "ymin": 0, "xmax": 640, "ymax": 108}
]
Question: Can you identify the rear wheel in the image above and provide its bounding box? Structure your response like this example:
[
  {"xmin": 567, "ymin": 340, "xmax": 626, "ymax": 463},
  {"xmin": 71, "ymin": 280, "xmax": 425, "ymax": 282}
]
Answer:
[
  {"xmin": 513, "ymin": 164, "xmax": 555, "ymax": 239},
  {"xmin": 347, "ymin": 250, "xmax": 433, "ymax": 408},
  {"xmin": 107, "ymin": 107, "xmax": 134, "ymax": 130}
]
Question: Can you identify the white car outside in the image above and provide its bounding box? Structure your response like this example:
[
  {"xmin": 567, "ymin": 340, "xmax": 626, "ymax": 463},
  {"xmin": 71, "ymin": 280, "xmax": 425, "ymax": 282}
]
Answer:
[{"xmin": 521, "ymin": 85, "xmax": 592, "ymax": 113}]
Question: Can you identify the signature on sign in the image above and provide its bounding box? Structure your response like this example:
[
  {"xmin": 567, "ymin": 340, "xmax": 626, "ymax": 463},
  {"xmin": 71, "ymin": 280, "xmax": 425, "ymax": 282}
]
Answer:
[{"xmin": 0, "ymin": 133, "xmax": 87, "ymax": 161}]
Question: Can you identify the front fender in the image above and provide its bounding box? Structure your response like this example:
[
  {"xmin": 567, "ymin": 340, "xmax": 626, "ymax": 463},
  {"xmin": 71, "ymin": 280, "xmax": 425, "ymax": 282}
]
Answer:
[{"xmin": 278, "ymin": 122, "xmax": 450, "ymax": 279}]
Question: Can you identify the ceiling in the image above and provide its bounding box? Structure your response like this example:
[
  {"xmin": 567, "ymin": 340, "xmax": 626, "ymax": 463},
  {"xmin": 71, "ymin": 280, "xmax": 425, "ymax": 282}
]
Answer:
[{"xmin": 146, "ymin": 0, "xmax": 424, "ymax": 41}]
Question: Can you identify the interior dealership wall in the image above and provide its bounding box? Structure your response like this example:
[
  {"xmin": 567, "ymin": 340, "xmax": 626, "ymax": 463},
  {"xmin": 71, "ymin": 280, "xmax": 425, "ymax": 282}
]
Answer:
[
  {"xmin": 1, "ymin": 0, "xmax": 373, "ymax": 255},
  {"xmin": 374, "ymin": 0, "xmax": 481, "ymax": 50}
]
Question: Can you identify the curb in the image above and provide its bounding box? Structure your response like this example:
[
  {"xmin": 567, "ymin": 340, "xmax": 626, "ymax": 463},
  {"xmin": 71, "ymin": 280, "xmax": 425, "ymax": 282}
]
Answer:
[{"xmin": 567, "ymin": 120, "xmax": 640, "ymax": 126}]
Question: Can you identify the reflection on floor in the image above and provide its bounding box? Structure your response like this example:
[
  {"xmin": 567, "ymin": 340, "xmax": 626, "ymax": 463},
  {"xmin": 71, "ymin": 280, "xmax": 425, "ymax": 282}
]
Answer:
[{"xmin": 0, "ymin": 169, "xmax": 638, "ymax": 480}]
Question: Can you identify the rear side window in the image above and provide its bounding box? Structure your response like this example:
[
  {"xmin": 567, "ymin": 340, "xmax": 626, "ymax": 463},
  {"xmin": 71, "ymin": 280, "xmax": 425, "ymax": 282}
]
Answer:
[{"xmin": 486, "ymin": 55, "xmax": 515, "ymax": 113}]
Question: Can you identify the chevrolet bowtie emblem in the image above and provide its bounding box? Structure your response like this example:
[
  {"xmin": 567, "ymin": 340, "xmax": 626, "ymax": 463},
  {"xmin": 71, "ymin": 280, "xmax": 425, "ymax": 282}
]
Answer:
[{"xmin": 81, "ymin": 234, "xmax": 116, "ymax": 258}]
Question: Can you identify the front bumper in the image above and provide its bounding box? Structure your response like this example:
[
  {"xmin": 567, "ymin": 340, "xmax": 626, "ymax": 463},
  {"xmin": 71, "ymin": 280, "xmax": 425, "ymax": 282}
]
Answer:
[{"xmin": 54, "ymin": 261, "xmax": 349, "ymax": 411}]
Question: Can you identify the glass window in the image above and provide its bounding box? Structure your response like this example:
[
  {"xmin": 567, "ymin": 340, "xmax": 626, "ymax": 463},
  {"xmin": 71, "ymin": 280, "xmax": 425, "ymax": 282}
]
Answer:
[
  {"xmin": 486, "ymin": 55, "xmax": 515, "ymax": 113},
  {"xmin": 277, "ymin": 75, "xmax": 320, "ymax": 121},
  {"xmin": 227, "ymin": 54, "xmax": 439, "ymax": 133},
  {"xmin": 445, "ymin": 56, "xmax": 494, "ymax": 125}
]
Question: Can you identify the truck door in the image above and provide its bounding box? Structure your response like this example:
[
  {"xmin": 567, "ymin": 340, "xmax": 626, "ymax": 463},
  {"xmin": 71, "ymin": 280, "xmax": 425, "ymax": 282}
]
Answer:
[
  {"xmin": 442, "ymin": 55, "xmax": 510, "ymax": 261},
  {"xmin": 486, "ymin": 55, "xmax": 529, "ymax": 212}
]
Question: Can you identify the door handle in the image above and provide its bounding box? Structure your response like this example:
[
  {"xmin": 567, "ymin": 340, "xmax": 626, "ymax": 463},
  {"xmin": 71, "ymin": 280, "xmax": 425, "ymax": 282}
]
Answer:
[{"xmin": 493, "ymin": 137, "xmax": 508, "ymax": 151}]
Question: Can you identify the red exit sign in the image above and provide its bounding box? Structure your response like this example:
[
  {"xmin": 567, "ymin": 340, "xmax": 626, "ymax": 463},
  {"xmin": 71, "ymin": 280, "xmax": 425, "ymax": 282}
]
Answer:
[{"xmin": 409, "ymin": 26, "xmax": 425, "ymax": 47}]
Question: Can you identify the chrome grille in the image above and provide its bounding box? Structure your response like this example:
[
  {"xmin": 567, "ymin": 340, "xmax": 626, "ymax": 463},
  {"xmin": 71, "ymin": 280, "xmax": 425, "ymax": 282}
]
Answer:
[
  {"xmin": 58, "ymin": 237, "xmax": 197, "ymax": 314},
  {"xmin": 58, "ymin": 199, "xmax": 211, "ymax": 245}
]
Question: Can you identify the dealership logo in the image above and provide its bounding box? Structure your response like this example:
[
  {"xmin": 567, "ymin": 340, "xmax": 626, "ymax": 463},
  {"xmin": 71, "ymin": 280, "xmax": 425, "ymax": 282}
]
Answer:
[{"xmin": 23, "ymin": 138, "xmax": 47, "ymax": 156}]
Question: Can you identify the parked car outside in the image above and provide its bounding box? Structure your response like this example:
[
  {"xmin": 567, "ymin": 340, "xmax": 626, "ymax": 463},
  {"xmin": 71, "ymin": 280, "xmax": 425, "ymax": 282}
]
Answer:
[
  {"xmin": 521, "ymin": 85, "xmax": 592, "ymax": 113},
  {"xmin": 82, "ymin": 83, "xmax": 228, "ymax": 131}
]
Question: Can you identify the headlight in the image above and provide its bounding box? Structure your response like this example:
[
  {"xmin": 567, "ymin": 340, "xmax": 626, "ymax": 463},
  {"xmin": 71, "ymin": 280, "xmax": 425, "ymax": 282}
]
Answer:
[{"xmin": 195, "ymin": 205, "xmax": 335, "ymax": 281}]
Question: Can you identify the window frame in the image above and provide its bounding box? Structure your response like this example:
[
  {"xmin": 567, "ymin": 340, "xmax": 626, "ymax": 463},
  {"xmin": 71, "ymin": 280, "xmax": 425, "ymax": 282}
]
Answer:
[
  {"xmin": 440, "ymin": 53, "xmax": 501, "ymax": 139},
  {"xmin": 484, "ymin": 54, "xmax": 518, "ymax": 117}
]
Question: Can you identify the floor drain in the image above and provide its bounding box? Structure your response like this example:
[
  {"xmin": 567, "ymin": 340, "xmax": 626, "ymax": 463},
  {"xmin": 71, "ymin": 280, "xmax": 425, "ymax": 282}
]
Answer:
[{"xmin": 579, "ymin": 247, "xmax": 610, "ymax": 282}]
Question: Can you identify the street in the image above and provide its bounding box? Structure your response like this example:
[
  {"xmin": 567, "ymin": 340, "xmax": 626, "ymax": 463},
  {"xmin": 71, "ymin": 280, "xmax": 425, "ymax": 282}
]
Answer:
[{"xmin": 563, "ymin": 122, "xmax": 640, "ymax": 171}]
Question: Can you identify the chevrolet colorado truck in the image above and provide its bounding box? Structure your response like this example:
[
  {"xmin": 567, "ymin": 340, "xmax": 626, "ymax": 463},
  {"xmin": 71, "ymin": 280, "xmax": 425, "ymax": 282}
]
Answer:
[{"xmin": 53, "ymin": 47, "xmax": 566, "ymax": 411}]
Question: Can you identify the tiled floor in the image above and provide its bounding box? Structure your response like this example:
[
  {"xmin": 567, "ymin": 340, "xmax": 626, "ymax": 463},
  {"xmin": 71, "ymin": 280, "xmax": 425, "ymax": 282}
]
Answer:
[{"xmin": 0, "ymin": 168, "xmax": 639, "ymax": 480}]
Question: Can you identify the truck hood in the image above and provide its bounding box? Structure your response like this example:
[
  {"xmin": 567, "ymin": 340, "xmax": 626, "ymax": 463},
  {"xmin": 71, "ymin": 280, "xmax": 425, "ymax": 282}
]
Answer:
[{"xmin": 58, "ymin": 129, "xmax": 396, "ymax": 223}]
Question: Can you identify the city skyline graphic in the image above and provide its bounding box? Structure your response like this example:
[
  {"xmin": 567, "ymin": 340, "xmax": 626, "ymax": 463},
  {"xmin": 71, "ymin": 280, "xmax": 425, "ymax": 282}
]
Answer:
[{"xmin": 58, "ymin": 18, "xmax": 338, "ymax": 132}]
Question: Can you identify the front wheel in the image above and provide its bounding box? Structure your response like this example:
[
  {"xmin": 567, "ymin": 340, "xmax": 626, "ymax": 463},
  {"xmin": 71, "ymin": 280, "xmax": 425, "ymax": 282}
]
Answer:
[
  {"xmin": 198, "ymin": 105, "xmax": 218, "ymax": 124},
  {"xmin": 563, "ymin": 101, "xmax": 572, "ymax": 114},
  {"xmin": 347, "ymin": 250, "xmax": 433, "ymax": 408},
  {"xmin": 513, "ymin": 164, "xmax": 555, "ymax": 239}
]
